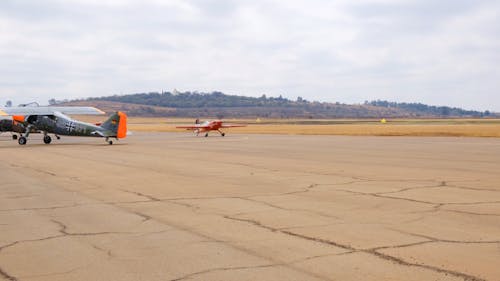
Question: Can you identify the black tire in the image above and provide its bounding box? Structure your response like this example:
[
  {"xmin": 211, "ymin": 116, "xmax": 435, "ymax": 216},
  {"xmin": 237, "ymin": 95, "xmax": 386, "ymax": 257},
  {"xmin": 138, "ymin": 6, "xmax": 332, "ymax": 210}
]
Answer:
[
  {"xmin": 43, "ymin": 135, "xmax": 52, "ymax": 144},
  {"xmin": 205, "ymin": 133, "xmax": 209, "ymax": 137},
  {"xmin": 108, "ymin": 140, "xmax": 113, "ymax": 145},
  {"xmin": 221, "ymin": 133, "xmax": 225, "ymax": 137},
  {"xmin": 12, "ymin": 135, "xmax": 18, "ymax": 140},
  {"xmin": 18, "ymin": 136, "xmax": 27, "ymax": 145}
]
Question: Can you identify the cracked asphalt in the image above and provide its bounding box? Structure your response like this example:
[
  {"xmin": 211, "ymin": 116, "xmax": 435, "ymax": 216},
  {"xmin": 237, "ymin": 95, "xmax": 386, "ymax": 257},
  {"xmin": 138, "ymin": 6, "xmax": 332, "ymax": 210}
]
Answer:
[{"xmin": 0, "ymin": 133, "xmax": 499, "ymax": 281}]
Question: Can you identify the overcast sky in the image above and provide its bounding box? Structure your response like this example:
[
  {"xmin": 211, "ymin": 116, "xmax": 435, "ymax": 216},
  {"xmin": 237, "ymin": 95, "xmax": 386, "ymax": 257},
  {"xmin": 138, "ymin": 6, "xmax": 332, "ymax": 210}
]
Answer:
[{"xmin": 1, "ymin": 0, "xmax": 499, "ymax": 110}]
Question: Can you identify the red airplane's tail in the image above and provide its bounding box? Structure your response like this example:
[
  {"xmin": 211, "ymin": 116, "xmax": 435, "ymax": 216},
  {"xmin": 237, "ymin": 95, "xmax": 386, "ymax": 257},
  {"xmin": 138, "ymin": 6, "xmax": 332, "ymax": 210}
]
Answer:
[{"xmin": 101, "ymin": 111, "xmax": 128, "ymax": 139}]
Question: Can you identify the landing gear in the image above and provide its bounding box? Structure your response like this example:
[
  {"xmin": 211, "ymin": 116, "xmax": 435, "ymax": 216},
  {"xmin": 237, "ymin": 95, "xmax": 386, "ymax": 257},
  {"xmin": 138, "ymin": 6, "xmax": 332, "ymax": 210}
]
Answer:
[
  {"xmin": 217, "ymin": 130, "xmax": 225, "ymax": 137},
  {"xmin": 18, "ymin": 124, "xmax": 33, "ymax": 145},
  {"xmin": 205, "ymin": 133, "xmax": 209, "ymax": 137},
  {"xmin": 43, "ymin": 135, "xmax": 52, "ymax": 144},
  {"xmin": 55, "ymin": 135, "xmax": 61, "ymax": 140},
  {"xmin": 106, "ymin": 137, "xmax": 113, "ymax": 145},
  {"xmin": 221, "ymin": 132, "xmax": 225, "ymax": 137},
  {"xmin": 12, "ymin": 134, "xmax": 18, "ymax": 140}
]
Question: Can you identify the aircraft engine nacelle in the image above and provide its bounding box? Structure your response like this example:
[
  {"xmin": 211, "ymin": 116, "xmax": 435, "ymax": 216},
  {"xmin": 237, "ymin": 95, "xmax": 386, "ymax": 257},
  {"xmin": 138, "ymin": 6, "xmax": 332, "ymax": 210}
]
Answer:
[{"xmin": 12, "ymin": 115, "xmax": 25, "ymax": 124}]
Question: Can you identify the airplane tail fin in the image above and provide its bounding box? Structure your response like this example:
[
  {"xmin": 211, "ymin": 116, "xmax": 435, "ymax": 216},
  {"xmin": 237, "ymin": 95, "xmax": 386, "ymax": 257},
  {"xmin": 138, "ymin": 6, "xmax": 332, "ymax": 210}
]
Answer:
[{"xmin": 101, "ymin": 111, "xmax": 128, "ymax": 139}]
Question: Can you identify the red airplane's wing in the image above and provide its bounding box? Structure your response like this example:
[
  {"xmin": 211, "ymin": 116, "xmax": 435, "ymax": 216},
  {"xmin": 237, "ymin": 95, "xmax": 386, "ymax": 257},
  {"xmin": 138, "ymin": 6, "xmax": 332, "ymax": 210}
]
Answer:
[
  {"xmin": 220, "ymin": 124, "xmax": 246, "ymax": 128},
  {"xmin": 176, "ymin": 125, "xmax": 210, "ymax": 129}
]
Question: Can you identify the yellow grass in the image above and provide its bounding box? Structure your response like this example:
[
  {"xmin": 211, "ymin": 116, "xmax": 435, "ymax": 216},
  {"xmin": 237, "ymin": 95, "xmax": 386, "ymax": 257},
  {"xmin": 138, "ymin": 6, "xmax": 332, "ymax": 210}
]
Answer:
[{"xmin": 120, "ymin": 118, "xmax": 500, "ymax": 138}]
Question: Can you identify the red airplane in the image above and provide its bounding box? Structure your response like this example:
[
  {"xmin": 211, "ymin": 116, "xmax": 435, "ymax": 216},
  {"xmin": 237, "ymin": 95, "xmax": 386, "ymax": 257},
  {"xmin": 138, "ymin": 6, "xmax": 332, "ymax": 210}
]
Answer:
[{"xmin": 176, "ymin": 119, "xmax": 246, "ymax": 137}]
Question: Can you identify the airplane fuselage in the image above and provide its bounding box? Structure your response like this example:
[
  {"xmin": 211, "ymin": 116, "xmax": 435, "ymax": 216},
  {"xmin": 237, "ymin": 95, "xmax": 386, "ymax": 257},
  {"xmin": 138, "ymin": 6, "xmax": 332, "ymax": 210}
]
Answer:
[
  {"xmin": 28, "ymin": 112, "xmax": 105, "ymax": 137},
  {"xmin": 197, "ymin": 120, "xmax": 223, "ymax": 132}
]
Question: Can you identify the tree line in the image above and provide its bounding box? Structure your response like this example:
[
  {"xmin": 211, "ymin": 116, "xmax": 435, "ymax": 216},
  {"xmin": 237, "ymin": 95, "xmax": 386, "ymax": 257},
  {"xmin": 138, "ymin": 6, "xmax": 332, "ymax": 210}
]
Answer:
[{"xmin": 68, "ymin": 91, "xmax": 492, "ymax": 118}]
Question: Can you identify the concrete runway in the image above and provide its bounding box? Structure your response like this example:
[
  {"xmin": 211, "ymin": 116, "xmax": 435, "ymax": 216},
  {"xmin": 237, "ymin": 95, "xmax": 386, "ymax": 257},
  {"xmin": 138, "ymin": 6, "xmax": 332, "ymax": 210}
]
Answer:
[{"xmin": 1, "ymin": 133, "xmax": 499, "ymax": 281}]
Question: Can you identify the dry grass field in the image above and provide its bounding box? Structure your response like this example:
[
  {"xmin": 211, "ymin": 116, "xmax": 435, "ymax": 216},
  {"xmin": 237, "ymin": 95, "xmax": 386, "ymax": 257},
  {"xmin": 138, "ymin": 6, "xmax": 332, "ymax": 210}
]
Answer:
[{"xmin": 114, "ymin": 117, "xmax": 500, "ymax": 137}]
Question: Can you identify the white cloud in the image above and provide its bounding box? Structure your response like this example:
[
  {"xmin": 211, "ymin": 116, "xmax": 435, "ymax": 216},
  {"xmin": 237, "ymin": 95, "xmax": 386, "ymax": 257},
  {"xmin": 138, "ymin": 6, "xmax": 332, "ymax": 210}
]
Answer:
[{"xmin": 0, "ymin": 0, "xmax": 498, "ymax": 110}]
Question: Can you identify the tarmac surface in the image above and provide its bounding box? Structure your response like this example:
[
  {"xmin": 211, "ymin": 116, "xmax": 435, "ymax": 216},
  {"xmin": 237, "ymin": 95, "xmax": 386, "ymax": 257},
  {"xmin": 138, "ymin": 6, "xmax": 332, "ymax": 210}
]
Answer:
[{"xmin": 0, "ymin": 133, "xmax": 499, "ymax": 281}]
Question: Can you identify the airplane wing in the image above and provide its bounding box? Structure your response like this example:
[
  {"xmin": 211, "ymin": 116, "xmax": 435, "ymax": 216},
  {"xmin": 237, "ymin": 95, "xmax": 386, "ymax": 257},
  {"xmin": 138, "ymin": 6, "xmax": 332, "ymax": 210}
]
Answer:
[
  {"xmin": 220, "ymin": 124, "xmax": 246, "ymax": 128},
  {"xmin": 176, "ymin": 125, "xmax": 210, "ymax": 129},
  {"xmin": 0, "ymin": 106, "xmax": 105, "ymax": 116}
]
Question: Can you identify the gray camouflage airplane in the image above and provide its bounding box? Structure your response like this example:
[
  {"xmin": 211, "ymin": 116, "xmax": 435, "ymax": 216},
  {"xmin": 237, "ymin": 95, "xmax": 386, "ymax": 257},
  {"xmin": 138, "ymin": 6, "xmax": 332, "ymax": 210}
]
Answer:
[{"xmin": 0, "ymin": 106, "xmax": 127, "ymax": 145}]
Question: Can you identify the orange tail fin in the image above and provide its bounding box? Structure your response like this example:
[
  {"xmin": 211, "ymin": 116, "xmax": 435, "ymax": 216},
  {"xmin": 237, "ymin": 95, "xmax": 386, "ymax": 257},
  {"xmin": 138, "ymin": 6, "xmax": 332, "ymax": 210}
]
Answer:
[{"xmin": 117, "ymin": 111, "xmax": 127, "ymax": 139}]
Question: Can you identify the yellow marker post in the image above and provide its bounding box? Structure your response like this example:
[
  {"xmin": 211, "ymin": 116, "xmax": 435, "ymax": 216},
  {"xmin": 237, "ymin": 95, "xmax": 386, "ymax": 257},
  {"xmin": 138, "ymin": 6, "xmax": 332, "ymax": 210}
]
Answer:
[{"xmin": 380, "ymin": 118, "xmax": 387, "ymax": 124}]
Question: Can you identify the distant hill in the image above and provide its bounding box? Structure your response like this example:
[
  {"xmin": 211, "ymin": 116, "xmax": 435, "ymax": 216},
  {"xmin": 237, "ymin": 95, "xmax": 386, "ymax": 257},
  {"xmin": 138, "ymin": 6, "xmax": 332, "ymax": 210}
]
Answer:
[
  {"xmin": 62, "ymin": 100, "xmax": 176, "ymax": 116},
  {"xmin": 64, "ymin": 91, "xmax": 493, "ymax": 118}
]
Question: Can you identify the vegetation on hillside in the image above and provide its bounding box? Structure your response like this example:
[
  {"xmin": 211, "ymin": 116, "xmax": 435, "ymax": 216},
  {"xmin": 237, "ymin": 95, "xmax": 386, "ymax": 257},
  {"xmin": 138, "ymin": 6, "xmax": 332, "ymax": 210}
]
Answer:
[{"xmin": 65, "ymin": 91, "xmax": 492, "ymax": 118}]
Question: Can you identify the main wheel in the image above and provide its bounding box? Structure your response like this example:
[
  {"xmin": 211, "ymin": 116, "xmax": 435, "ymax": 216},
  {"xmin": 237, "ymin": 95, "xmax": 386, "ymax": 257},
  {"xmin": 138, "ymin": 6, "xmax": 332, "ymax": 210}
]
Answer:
[
  {"xmin": 108, "ymin": 140, "xmax": 113, "ymax": 145},
  {"xmin": 205, "ymin": 133, "xmax": 209, "ymax": 137},
  {"xmin": 221, "ymin": 133, "xmax": 225, "ymax": 137},
  {"xmin": 18, "ymin": 136, "xmax": 27, "ymax": 145},
  {"xmin": 43, "ymin": 135, "xmax": 52, "ymax": 144},
  {"xmin": 12, "ymin": 135, "xmax": 18, "ymax": 140}
]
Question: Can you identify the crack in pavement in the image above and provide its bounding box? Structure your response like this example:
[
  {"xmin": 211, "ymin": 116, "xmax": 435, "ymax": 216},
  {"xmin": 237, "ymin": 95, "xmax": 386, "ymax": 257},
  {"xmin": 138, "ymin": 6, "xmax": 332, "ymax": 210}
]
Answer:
[
  {"xmin": 50, "ymin": 219, "xmax": 131, "ymax": 236},
  {"xmin": 0, "ymin": 203, "xmax": 85, "ymax": 213},
  {"xmin": 18, "ymin": 265, "xmax": 86, "ymax": 280},
  {"xmin": 0, "ymin": 236, "xmax": 65, "ymax": 254},
  {"xmin": 278, "ymin": 183, "xmax": 320, "ymax": 196},
  {"xmin": 0, "ymin": 200, "xmax": 158, "ymax": 214},
  {"xmin": 91, "ymin": 244, "xmax": 113, "ymax": 259},
  {"xmin": 370, "ymin": 240, "xmax": 436, "ymax": 252},
  {"xmin": 241, "ymin": 197, "xmax": 341, "ymax": 220},
  {"xmin": 388, "ymin": 228, "xmax": 500, "ymax": 245},
  {"xmin": 367, "ymin": 250, "xmax": 485, "ymax": 281},
  {"xmin": 163, "ymin": 200, "xmax": 202, "ymax": 211},
  {"xmin": 278, "ymin": 223, "xmax": 346, "ymax": 231},
  {"xmin": 170, "ymin": 252, "xmax": 347, "ymax": 281},
  {"xmin": 0, "ymin": 267, "xmax": 17, "ymax": 281},
  {"xmin": 130, "ymin": 210, "xmax": 152, "ymax": 222},
  {"xmin": 446, "ymin": 184, "xmax": 500, "ymax": 193},
  {"xmin": 9, "ymin": 163, "xmax": 57, "ymax": 177},
  {"xmin": 0, "ymin": 235, "xmax": 65, "ymax": 281},
  {"xmin": 0, "ymin": 219, "xmax": 155, "ymax": 281},
  {"xmin": 224, "ymin": 216, "xmax": 355, "ymax": 251},
  {"xmin": 110, "ymin": 206, "xmax": 335, "ymax": 280},
  {"xmin": 170, "ymin": 264, "xmax": 278, "ymax": 281},
  {"xmin": 335, "ymin": 188, "xmax": 439, "ymax": 205},
  {"xmin": 120, "ymin": 189, "xmax": 161, "ymax": 202},
  {"xmin": 442, "ymin": 209, "xmax": 500, "ymax": 217},
  {"xmin": 223, "ymin": 215, "xmax": 488, "ymax": 281},
  {"xmin": 335, "ymin": 188, "xmax": 500, "ymax": 207},
  {"xmin": 413, "ymin": 203, "xmax": 500, "ymax": 217},
  {"xmin": 375, "ymin": 181, "xmax": 447, "ymax": 195},
  {"xmin": 119, "ymin": 183, "xmax": 338, "ymax": 219}
]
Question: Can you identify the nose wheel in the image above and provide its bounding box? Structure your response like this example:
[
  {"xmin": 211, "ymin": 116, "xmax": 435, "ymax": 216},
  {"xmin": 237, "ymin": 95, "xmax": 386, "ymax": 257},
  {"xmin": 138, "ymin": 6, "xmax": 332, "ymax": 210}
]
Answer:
[{"xmin": 43, "ymin": 135, "xmax": 52, "ymax": 144}]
